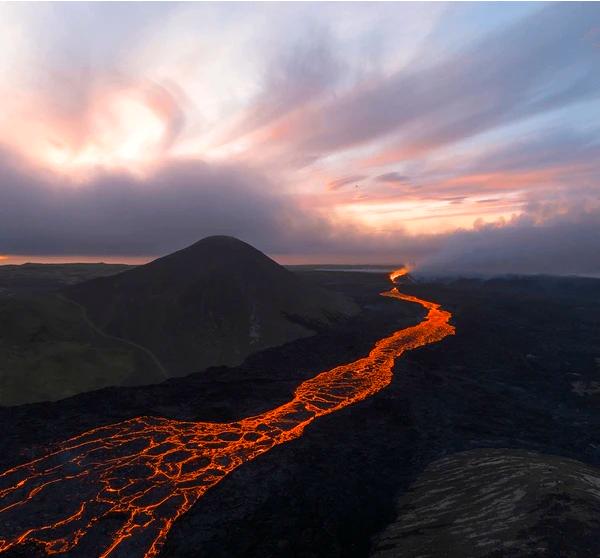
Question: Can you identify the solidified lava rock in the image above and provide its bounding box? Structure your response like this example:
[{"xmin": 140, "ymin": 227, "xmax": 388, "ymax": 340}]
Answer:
[
  {"xmin": 370, "ymin": 449, "xmax": 600, "ymax": 558},
  {"xmin": 1, "ymin": 273, "xmax": 600, "ymax": 558}
]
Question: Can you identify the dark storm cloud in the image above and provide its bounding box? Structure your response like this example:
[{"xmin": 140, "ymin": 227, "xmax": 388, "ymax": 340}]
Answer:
[
  {"xmin": 0, "ymin": 151, "xmax": 331, "ymax": 257},
  {"xmin": 0, "ymin": 150, "xmax": 412, "ymax": 261},
  {"xmin": 277, "ymin": 3, "xmax": 600, "ymax": 160},
  {"xmin": 0, "ymin": 144, "xmax": 430, "ymax": 261}
]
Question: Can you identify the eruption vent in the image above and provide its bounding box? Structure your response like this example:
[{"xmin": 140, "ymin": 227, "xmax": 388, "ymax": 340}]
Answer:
[{"xmin": 389, "ymin": 265, "xmax": 413, "ymax": 284}]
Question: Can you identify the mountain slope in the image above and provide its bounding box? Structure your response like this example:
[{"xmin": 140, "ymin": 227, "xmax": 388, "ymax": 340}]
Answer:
[
  {"xmin": 0, "ymin": 294, "xmax": 165, "ymax": 406},
  {"xmin": 67, "ymin": 236, "xmax": 359, "ymax": 377}
]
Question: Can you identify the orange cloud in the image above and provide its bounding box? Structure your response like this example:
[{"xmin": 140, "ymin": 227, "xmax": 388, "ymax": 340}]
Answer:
[{"xmin": 0, "ymin": 81, "xmax": 184, "ymax": 180}]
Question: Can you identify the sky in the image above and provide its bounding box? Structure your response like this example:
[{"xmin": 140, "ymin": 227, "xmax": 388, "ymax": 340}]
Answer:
[{"xmin": 0, "ymin": 1, "xmax": 599, "ymax": 275}]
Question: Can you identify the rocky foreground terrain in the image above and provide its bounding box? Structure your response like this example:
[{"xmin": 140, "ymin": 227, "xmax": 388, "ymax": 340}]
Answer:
[
  {"xmin": 1, "ymin": 270, "xmax": 599, "ymax": 557},
  {"xmin": 371, "ymin": 448, "xmax": 600, "ymax": 558}
]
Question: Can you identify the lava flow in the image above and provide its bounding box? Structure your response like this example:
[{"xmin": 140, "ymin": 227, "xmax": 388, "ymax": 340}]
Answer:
[{"xmin": 0, "ymin": 270, "xmax": 454, "ymax": 558}]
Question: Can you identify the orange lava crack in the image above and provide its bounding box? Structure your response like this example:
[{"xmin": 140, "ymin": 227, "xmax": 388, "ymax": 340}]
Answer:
[{"xmin": 0, "ymin": 271, "xmax": 454, "ymax": 557}]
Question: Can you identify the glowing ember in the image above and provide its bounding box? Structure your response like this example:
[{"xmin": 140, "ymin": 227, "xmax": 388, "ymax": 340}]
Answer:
[{"xmin": 0, "ymin": 271, "xmax": 454, "ymax": 557}]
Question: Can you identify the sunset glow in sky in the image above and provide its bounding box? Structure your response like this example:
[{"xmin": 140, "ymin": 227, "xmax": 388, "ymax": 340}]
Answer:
[{"xmin": 1, "ymin": 2, "xmax": 599, "ymax": 274}]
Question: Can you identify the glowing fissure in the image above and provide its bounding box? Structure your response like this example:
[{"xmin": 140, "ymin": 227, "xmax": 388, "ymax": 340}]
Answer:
[{"xmin": 0, "ymin": 271, "xmax": 454, "ymax": 557}]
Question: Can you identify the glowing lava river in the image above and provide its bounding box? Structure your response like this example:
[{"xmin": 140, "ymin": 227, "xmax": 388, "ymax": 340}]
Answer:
[{"xmin": 0, "ymin": 270, "xmax": 454, "ymax": 558}]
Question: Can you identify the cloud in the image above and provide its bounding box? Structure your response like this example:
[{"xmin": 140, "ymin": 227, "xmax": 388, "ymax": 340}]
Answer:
[
  {"xmin": 0, "ymin": 149, "xmax": 401, "ymax": 260},
  {"xmin": 232, "ymin": 28, "xmax": 343, "ymax": 141},
  {"xmin": 327, "ymin": 175, "xmax": 367, "ymax": 191},
  {"xmin": 258, "ymin": 3, "xmax": 600, "ymax": 164},
  {"xmin": 0, "ymin": 2, "xmax": 599, "ymax": 277},
  {"xmin": 375, "ymin": 172, "xmax": 410, "ymax": 184},
  {"xmin": 0, "ymin": 140, "xmax": 432, "ymax": 261},
  {"xmin": 2, "ymin": 144, "xmax": 600, "ymax": 277},
  {"xmin": 0, "ymin": 150, "xmax": 313, "ymax": 256},
  {"xmin": 419, "ymin": 208, "xmax": 600, "ymax": 276}
]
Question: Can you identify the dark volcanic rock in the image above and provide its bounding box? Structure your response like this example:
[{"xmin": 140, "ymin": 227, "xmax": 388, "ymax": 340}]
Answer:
[
  {"xmin": 1, "ymin": 272, "xmax": 600, "ymax": 558},
  {"xmin": 67, "ymin": 236, "xmax": 358, "ymax": 378},
  {"xmin": 370, "ymin": 448, "xmax": 600, "ymax": 558},
  {"xmin": 157, "ymin": 275, "xmax": 600, "ymax": 558}
]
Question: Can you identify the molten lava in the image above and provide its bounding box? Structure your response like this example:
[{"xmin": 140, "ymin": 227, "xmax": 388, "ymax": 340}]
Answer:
[
  {"xmin": 389, "ymin": 265, "xmax": 412, "ymax": 283},
  {"xmin": 0, "ymin": 270, "xmax": 454, "ymax": 558}
]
